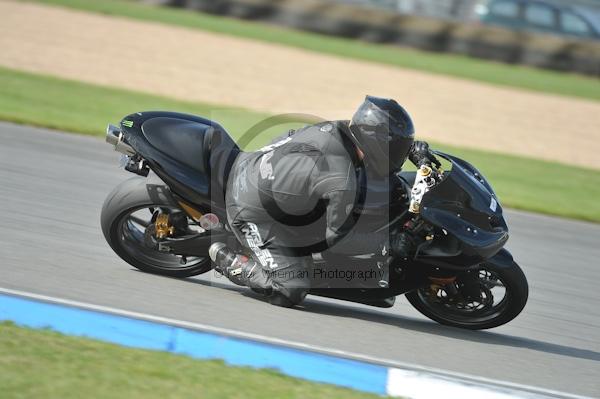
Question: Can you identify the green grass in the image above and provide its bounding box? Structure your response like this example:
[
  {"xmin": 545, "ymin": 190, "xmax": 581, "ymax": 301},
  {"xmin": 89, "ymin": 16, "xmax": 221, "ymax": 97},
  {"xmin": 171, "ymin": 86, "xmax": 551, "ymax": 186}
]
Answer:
[
  {"xmin": 1, "ymin": 66, "xmax": 599, "ymax": 222},
  {"xmin": 0, "ymin": 66, "xmax": 304, "ymax": 148},
  {"xmin": 27, "ymin": 0, "xmax": 600, "ymax": 102},
  {"xmin": 0, "ymin": 322, "xmax": 381, "ymax": 399}
]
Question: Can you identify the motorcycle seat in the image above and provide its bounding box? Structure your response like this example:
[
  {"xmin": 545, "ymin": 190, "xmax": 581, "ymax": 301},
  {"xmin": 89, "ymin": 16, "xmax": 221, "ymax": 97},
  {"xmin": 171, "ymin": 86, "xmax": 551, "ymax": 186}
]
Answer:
[{"xmin": 141, "ymin": 117, "xmax": 213, "ymax": 174}]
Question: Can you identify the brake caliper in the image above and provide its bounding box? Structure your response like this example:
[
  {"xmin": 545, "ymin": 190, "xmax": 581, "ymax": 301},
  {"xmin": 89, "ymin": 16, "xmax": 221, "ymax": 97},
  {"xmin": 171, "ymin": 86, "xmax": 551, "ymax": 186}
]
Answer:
[
  {"xmin": 427, "ymin": 276, "xmax": 457, "ymax": 302},
  {"xmin": 154, "ymin": 213, "xmax": 175, "ymax": 239}
]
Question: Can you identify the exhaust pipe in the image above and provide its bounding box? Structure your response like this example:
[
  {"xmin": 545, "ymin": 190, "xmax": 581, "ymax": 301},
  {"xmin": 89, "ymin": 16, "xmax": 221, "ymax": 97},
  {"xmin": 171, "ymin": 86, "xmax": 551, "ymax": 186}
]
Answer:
[{"xmin": 106, "ymin": 124, "xmax": 135, "ymax": 156}]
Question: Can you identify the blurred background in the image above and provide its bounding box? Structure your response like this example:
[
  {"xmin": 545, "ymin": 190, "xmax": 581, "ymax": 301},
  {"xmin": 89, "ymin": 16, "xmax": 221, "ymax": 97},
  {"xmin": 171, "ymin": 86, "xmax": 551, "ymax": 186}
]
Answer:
[
  {"xmin": 333, "ymin": 0, "xmax": 600, "ymax": 30},
  {"xmin": 153, "ymin": 0, "xmax": 600, "ymax": 75}
]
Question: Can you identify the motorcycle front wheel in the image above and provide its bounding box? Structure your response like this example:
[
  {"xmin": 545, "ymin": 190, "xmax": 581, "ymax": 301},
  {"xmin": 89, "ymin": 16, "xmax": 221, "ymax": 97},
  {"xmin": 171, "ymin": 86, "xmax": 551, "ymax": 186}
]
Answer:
[{"xmin": 405, "ymin": 261, "xmax": 528, "ymax": 330}]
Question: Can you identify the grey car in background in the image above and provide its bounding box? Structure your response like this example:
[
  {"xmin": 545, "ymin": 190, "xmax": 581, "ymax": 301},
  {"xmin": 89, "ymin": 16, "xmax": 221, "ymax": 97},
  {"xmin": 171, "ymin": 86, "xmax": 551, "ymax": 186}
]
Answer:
[{"xmin": 475, "ymin": 0, "xmax": 600, "ymax": 39}]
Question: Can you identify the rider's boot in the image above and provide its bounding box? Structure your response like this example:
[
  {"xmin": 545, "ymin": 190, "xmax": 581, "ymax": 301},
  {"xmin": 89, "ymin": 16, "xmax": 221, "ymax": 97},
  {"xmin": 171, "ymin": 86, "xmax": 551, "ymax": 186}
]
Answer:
[
  {"xmin": 209, "ymin": 242, "xmax": 249, "ymax": 286},
  {"xmin": 209, "ymin": 243, "xmax": 304, "ymax": 308}
]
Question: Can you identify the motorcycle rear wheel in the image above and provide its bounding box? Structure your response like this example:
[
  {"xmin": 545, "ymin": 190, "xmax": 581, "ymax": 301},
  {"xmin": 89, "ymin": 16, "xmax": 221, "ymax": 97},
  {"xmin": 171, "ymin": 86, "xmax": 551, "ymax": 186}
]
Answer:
[
  {"xmin": 101, "ymin": 176, "xmax": 212, "ymax": 278},
  {"xmin": 405, "ymin": 261, "xmax": 528, "ymax": 330}
]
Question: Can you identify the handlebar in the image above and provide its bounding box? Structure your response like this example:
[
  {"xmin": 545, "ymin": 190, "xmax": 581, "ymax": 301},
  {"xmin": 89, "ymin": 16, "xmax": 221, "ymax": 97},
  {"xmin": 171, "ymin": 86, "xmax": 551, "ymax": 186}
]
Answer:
[{"xmin": 417, "ymin": 154, "xmax": 441, "ymax": 169}]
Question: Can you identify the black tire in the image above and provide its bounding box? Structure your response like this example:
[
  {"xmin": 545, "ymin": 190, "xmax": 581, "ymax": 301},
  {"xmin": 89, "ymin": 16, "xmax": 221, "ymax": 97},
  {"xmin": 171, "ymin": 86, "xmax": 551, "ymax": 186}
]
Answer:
[
  {"xmin": 101, "ymin": 176, "xmax": 212, "ymax": 278},
  {"xmin": 405, "ymin": 262, "xmax": 528, "ymax": 330}
]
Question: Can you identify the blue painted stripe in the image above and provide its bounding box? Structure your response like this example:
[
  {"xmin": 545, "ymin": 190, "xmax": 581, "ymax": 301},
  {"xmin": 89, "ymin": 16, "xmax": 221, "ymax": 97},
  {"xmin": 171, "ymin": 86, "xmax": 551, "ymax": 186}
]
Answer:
[{"xmin": 0, "ymin": 294, "xmax": 388, "ymax": 395}]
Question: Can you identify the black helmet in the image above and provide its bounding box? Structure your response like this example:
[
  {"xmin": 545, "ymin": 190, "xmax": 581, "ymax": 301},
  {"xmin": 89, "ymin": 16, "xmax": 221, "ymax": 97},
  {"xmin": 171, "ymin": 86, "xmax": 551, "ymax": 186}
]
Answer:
[{"xmin": 348, "ymin": 96, "xmax": 415, "ymax": 177}]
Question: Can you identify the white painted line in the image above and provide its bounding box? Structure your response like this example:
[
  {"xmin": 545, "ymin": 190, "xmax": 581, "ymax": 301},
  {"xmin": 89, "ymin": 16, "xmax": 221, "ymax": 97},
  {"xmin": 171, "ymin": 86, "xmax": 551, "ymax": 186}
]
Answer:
[
  {"xmin": 0, "ymin": 287, "xmax": 592, "ymax": 399},
  {"xmin": 387, "ymin": 368, "xmax": 549, "ymax": 399}
]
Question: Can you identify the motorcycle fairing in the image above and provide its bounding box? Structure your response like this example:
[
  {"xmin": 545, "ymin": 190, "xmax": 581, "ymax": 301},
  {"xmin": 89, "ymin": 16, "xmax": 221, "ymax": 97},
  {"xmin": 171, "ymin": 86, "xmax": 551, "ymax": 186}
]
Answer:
[{"xmin": 418, "ymin": 152, "xmax": 509, "ymax": 268}]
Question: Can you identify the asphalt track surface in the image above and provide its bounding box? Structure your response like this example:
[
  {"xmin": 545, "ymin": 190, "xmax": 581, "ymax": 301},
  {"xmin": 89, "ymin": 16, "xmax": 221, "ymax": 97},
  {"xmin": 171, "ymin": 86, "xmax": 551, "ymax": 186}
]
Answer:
[{"xmin": 1, "ymin": 122, "xmax": 599, "ymax": 397}]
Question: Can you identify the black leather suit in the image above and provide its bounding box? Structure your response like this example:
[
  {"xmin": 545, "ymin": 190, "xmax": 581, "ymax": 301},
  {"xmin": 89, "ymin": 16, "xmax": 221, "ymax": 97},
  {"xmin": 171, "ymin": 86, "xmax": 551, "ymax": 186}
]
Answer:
[{"xmin": 224, "ymin": 120, "xmax": 396, "ymax": 306}]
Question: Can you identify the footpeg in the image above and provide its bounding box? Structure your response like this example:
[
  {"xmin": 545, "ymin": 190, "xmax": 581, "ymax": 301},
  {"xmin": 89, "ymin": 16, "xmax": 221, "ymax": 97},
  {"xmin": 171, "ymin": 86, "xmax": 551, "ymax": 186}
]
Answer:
[{"xmin": 377, "ymin": 258, "xmax": 392, "ymax": 288}]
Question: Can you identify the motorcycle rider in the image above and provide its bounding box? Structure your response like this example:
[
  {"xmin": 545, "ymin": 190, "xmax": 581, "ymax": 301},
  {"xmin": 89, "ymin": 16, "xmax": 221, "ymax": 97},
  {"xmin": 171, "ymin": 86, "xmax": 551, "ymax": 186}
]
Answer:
[{"xmin": 209, "ymin": 96, "xmax": 438, "ymax": 308}]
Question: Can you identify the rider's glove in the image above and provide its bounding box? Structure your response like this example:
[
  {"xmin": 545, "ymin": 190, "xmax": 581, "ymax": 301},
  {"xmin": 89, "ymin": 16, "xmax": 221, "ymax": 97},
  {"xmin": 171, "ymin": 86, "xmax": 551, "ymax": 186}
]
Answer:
[{"xmin": 409, "ymin": 141, "xmax": 440, "ymax": 168}]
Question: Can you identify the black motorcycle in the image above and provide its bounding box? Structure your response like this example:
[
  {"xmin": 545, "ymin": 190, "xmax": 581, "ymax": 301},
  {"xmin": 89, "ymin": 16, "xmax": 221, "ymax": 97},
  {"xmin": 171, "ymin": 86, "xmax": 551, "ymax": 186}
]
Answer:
[{"xmin": 101, "ymin": 111, "xmax": 528, "ymax": 330}]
